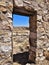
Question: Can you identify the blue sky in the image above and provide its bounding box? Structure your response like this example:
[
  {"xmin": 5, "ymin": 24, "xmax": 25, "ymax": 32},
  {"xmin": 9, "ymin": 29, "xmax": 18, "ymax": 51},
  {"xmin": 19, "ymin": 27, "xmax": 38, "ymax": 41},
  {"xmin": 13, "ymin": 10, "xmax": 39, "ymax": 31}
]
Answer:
[{"xmin": 13, "ymin": 14, "xmax": 29, "ymax": 27}]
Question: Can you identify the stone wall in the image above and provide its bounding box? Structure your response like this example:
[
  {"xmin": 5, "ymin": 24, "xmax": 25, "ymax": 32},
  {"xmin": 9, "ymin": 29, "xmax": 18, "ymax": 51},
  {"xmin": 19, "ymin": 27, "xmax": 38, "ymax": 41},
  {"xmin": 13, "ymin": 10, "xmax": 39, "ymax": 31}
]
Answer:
[
  {"xmin": 0, "ymin": 0, "xmax": 13, "ymax": 65},
  {"xmin": 0, "ymin": 0, "xmax": 49, "ymax": 65},
  {"xmin": 14, "ymin": 0, "xmax": 49, "ymax": 65}
]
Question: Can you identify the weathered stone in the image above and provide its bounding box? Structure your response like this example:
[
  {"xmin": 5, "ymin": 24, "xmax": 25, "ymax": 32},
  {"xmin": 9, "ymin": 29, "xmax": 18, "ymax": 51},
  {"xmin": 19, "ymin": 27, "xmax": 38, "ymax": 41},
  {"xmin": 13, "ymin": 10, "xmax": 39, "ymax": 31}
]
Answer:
[
  {"xmin": 0, "ymin": 0, "xmax": 49, "ymax": 65},
  {"xmin": 29, "ymin": 51, "xmax": 36, "ymax": 63},
  {"xmin": 47, "ymin": 48, "xmax": 49, "ymax": 51},
  {"xmin": 37, "ymin": 15, "xmax": 42, "ymax": 20},
  {"xmin": 43, "ymin": 50, "xmax": 49, "ymax": 60},
  {"xmin": 30, "ymin": 32, "xmax": 37, "ymax": 39},
  {"xmin": 40, "ymin": 56, "xmax": 45, "ymax": 61},
  {"xmin": 14, "ymin": 0, "xmax": 23, "ymax": 7},
  {"xmin": 0, "ymin": 6, "xmax": 7, "ymax": 12},
  {"xmin": 26, "ymin": 63, "xmax": 31, "ymax": 65},
  {"xmin": 0, "ymin": 2, "xmax": 6, "ymax": 6},
  {"xmin": 0, "ymin": 45, "xmax": 11, "ymax": 52},
  {"xmin": 30, "ymin": 46, "xmax": 36, "ymax": 52},
  {"xmin": 29, "ymin": 38, "xmax": 37, "ymax": 47}
]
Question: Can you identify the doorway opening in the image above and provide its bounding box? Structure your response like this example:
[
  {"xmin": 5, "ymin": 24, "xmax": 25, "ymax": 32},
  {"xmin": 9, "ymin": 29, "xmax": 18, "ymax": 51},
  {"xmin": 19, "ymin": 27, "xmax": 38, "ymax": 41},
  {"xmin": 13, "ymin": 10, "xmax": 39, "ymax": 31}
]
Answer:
[
  {"xmin": 13, "ymin": 14, "xmax": 30, "ymax": 65},
  {"xmin": 13, "ymin": 4, "xmax": 37, "ymax": 63}
]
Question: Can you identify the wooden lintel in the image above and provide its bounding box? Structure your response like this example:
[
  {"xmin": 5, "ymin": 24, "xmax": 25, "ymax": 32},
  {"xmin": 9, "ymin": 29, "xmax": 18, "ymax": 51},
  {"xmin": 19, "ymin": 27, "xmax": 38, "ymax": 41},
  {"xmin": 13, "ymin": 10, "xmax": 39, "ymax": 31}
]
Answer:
[{"xmin": 13, "ymin": 7, "xmax": 36, "ymax": 16}]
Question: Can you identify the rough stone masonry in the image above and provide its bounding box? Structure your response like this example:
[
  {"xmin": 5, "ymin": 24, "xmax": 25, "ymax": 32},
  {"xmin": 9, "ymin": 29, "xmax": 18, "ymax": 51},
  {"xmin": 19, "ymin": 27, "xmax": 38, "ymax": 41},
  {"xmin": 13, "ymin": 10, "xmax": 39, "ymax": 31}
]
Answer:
[
  {"xmin": 0, "ymin": 0, "xmax": 49, "ymax": 65},
  {"xmin": 0, "ymin": 0, "xmax": 13, "ymax": 65}
]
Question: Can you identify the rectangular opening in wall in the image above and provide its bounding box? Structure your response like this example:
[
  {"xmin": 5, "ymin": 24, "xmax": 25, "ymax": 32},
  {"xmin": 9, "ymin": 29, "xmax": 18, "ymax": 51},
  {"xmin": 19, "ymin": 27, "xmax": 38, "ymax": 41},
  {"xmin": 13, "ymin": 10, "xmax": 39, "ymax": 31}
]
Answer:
[
  {"xmin": 13, "ymin": 14, "xmax": 30, "ymax": 62},
  {"xmin": 13, "ymin": 14, "xmax": 29, "ymax": 27}
]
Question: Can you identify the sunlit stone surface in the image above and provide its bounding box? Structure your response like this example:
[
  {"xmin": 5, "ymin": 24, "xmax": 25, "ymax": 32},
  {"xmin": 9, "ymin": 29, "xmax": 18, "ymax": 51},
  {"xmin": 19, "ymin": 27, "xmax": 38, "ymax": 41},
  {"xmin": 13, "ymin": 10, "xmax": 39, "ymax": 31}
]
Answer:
[{"xmin": 0, "ymin": 0, "xmax": 49, "ymax": 65}]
